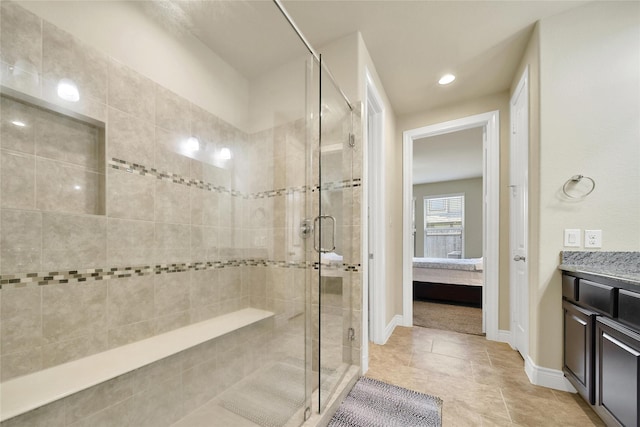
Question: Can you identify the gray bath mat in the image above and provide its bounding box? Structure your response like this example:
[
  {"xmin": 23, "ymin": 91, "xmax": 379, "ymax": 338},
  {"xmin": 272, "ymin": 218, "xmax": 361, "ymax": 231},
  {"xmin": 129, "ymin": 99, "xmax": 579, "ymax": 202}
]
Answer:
[{"xmin": 328, "ymin": 377, "xmax": 442, "ymax": 427}]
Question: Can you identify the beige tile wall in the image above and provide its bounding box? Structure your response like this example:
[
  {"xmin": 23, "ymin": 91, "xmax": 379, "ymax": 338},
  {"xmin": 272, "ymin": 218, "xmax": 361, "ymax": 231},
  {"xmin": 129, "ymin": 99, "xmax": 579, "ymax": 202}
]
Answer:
[
  {"xmin": 0, "ymin": 2, "xmax": 252, "ymax": 381},
  {"xmin": 0, "ymin": 96, "xmax": 105, "ymax": 217}
]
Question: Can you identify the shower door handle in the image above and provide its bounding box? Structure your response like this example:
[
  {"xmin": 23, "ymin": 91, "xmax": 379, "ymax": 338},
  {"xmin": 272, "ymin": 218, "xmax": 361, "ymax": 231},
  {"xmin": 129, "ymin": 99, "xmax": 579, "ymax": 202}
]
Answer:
[{"xmin": 313, "ymin": 215, "xmax": 336, "ymax": 253}]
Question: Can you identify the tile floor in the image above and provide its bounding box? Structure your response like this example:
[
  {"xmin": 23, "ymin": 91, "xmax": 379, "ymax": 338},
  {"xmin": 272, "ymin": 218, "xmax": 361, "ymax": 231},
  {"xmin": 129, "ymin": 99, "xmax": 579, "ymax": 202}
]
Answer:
[{"xmin": 366, "ymin": 326, "xmax": 606, "ymax": 426}]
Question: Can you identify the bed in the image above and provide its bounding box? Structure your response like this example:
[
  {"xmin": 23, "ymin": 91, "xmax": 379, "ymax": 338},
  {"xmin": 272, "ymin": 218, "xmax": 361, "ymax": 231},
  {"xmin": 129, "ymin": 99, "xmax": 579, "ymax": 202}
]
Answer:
[{"xmin": 413, "ymin": 257, "xmax": 484, "ymax": 306}]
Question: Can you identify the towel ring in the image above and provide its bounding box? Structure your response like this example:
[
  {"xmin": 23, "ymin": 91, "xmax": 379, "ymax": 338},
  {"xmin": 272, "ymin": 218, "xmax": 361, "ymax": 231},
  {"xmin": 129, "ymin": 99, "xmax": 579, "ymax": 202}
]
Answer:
[{"xmin": 562, "ymin": 175, "xmax": 595, "ymax": 199}]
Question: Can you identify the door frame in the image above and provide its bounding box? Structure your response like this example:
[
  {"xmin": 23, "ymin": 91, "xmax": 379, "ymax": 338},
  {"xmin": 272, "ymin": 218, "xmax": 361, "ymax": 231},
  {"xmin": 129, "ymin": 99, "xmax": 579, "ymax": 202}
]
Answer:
[
  {"xmin": 509, "ymin": 67, "xmax": 529, "ymax": 357},
  {"xmin": 364, "ymin": 69, "xmax": 386, "ymax": 349},
  {"xmin": 402, "ymin": 110, "xmax": 501, "ymax": 341}
]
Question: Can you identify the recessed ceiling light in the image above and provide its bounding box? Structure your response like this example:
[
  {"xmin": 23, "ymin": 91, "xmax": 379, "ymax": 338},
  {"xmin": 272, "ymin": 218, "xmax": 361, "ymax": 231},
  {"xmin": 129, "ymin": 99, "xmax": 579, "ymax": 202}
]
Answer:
[
  {"xmin": 11, "ymin": 120, "xmax": 26, "ymax": 127},
  {"xmin": 438, "ymin": 74, "xmax": 456, "ymax": 85}
]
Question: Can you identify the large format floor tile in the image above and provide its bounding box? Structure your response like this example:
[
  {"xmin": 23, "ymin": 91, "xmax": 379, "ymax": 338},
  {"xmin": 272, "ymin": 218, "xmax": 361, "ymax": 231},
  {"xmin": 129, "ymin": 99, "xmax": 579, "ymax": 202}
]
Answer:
[{"xmin": 366, "ymin": 326, "xmax": 605, "ymax": 427}]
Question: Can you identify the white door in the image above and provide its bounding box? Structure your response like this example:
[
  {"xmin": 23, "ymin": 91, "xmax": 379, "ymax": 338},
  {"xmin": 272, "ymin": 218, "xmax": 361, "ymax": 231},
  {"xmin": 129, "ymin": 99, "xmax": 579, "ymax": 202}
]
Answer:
[
  {"xmin": 367, "ymin": 106, "xmax": 374, "ymax": 340},
  {"xmin": 366, "ymin": 77, "xmax": 386, "ymax": 344},
  {"xmin": 510, "ymin": 68, "xmax": 529, "ymax": 359}
]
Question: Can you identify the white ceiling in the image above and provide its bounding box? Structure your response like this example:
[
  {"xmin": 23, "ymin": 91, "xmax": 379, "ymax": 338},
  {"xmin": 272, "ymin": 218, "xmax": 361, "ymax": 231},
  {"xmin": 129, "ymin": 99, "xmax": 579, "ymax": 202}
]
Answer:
[
  {"xmin": 281, "ymin": 0, "xmax": 587, "ymax": 115},
  {"xmin": 413, "ymin": 127, "xmax": 484, "ymax": 185},
  {"xmin": 163, "ymin": 0, "xmax": 586, "ymax": 116}
]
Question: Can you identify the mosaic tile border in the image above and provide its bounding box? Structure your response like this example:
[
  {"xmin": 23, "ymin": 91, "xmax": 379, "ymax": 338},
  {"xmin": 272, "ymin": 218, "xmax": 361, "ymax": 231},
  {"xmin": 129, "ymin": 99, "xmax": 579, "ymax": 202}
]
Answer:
[
  {"xmin": 312, "ymin": 178, "xmax": 362, "ymax": 193},
  {"xmin": 109, "ymin": 158, "xmax": 361, "ymax": 199},
  {"xmin": 0, "ymin": 156, "xmax": 362, "ymax": 290},
  {"xmin": 109, "ymin": 158, "xmax": 247, "ymax": 197},
  {"xmin": 0, "ymin": 259, "xmax": 361, "ymax": 290}
]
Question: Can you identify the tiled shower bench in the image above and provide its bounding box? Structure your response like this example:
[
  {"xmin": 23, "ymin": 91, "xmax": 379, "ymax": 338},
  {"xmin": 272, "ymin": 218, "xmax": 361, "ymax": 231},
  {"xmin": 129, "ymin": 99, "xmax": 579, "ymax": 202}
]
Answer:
[{"xmin": 0, "ymin": 308, "xmax": 274, "ymax": 425}]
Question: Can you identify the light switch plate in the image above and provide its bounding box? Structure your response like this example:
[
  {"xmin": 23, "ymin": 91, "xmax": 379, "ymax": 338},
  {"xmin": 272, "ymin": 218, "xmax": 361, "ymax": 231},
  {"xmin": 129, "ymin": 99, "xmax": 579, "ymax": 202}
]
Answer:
[
  {"xmin": 585, "ymin": 230, "xmax": 602, "ymax": 248},
  {"xmin": 564, "ymin": 229, "xmax": 581, "ymax": 247}
]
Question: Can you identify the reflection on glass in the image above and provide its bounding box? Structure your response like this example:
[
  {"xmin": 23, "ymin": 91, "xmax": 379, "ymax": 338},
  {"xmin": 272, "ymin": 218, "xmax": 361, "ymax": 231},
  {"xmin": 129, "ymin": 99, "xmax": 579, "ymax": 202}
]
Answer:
[
  {"xmin": 56, "ymin": 78, "xmax": 80, "ymax": 102},
  {"xmin": 219, "ymin": 147, "xmax": 231, "ymax": 160},
  {"xmin": 185, "ymin": 136, "xmax": 200, "ymax": 151}
]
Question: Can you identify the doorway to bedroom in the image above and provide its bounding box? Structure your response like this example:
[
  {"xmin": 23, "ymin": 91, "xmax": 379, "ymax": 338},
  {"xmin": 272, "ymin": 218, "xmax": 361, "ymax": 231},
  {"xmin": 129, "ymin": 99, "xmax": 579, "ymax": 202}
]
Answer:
[{"xmin": 411, "ymin": 127, "xmax": 485, "ymax": 336}]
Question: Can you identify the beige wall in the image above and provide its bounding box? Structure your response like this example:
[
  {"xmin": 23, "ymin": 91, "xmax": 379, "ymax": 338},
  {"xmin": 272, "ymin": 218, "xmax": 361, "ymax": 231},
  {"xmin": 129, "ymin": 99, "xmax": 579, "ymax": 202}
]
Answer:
[
  {"xmin": 397, "ymin": 92, "xmax": 511, "ymax": 330},
  {"xmin": 317, "ymin": 33, "xmax": 360, "ymax": 105},
  {"xmin": 413, "ymin": 178, "xmax": 484, "ymax": 259},
  {"xmin": 16, "ymin": 1, "xmax": 250, "ymax": 130},
  {"xmin": 531, "ymin": 1, "xmax": 640, "ymax": 370},
  {"xmin": 248, "ymin": 54, "xmax": 310, "ymax": 134},
  {"xmin": 18, "ymin": 1, "xmax": 324, "ymax": 135},
  {"xmin": 319, "ymin": 32, "xmax": 401, "ymax": 327}
]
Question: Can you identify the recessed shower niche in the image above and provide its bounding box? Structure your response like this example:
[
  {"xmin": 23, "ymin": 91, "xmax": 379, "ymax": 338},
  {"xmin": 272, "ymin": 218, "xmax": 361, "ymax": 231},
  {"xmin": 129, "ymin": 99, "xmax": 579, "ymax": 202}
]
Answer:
[{"xmin": 0, "ymin": 91, "xmax": 105, "ymax": 216}]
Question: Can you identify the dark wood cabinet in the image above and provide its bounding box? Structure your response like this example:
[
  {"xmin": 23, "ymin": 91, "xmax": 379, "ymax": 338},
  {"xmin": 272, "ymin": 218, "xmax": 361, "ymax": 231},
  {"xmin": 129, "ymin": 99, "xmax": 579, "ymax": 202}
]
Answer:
[
  {"xmin": 563, "ymin": 300, "xmax": 597, "ymax": 404},
  {"xmin": 619, "ymin": 290, "xmax": 640, "ymax": 331},
  {"xmin": 596, "ymin": 317, "xmax": 640, "ymax": 427},
  {"xmin": 562, "ymin": 271, "xmax": 640, "ymax": 426}
]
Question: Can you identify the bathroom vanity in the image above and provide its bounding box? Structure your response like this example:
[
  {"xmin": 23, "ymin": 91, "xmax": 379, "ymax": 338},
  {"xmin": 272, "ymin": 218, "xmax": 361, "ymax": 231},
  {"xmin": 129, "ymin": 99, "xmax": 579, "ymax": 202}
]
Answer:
[{"xmin": 560, "ymin": 252, "xmax": 640, "ymax": 427}]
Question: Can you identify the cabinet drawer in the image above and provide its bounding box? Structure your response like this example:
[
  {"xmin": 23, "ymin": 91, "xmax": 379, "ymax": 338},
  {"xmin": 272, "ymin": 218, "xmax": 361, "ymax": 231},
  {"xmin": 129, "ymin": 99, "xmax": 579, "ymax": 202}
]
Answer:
[
  {"xmin": 578, "ymin": 279, "xmax": 616, "ymax": 316},
  {"xmin": 619, "ymin": 289, "xmax": 640, "ymax": 332},
  {"xmin": 562, "ymin": 275, "xmax": 578, "ymax": 302}
]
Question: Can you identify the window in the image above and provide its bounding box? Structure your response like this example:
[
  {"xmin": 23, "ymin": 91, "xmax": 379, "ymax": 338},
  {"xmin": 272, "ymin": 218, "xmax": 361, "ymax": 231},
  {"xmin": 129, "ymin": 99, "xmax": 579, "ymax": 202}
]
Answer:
[{"xmin": 424, "ymin": 194, "xmax": 464, "ymax": 258}]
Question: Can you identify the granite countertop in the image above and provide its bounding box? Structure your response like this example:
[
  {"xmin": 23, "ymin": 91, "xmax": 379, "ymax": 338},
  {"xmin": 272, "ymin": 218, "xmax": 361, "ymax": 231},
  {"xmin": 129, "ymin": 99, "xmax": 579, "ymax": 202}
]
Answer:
[{"xmin": 559, "ymin": 251, "xmax": 640, "ymax": 286}]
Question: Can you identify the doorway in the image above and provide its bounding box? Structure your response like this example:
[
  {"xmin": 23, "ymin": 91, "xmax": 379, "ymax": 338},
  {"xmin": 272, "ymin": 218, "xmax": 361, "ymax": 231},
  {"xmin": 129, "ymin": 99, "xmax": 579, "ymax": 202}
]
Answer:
[
  {"xmin": 402, "ymin": 111, "xmax": 501, "ymax": 341},
  {"xmin": 412, "ymin": 129, "xmax": 484, "ymax": 336}
]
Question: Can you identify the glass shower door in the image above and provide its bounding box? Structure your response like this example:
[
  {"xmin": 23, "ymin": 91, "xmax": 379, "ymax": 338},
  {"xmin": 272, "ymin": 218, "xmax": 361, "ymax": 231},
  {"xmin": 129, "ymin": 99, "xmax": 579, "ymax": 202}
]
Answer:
[{"xmin": 317, "ymin": 56, "xmax": 354, "ymax": 411}]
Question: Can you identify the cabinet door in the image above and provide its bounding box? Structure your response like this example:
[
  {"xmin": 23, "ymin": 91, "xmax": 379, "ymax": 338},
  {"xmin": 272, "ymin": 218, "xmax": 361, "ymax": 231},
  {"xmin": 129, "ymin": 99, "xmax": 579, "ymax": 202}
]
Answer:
[
  {"xmin": 563, "ymin": 300, "xmax": 596, "ymax": 404},
  {"xmin": 596, "ymin": 317, "xmax": 640, "ymax": 427}
]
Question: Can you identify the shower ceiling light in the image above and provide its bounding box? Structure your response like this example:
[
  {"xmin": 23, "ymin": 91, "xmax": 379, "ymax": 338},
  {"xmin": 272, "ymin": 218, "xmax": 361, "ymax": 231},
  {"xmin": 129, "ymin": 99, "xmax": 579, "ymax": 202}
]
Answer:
[
  {"xmin": 438, "ymin": 74, "xmax": 456, "ymax": 85},
  {"xmin": 219, "ymin": 147, "xmax": 231, "ymax": 160},
  {"xmin": 57, "ymin": 78, "xmax": 80, "ymax": 102},
  {"xmin": 11, "ymin": 120, "xmax": 26, "ymax": 127},
  {"xmin": 186, "ymin": 136, "xmax": 200, "ymax": 151}
]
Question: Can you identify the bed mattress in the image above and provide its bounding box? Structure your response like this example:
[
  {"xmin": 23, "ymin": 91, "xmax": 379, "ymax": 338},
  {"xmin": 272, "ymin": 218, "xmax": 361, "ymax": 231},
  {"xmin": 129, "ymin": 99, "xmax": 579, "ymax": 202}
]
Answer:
[
  {"xmin": 412, "ymin": 257, "xmax": 483, "ymax": 271},
  {"xmin": 412, "ymin": 257, "xmax": 484, "ymax": 286}
]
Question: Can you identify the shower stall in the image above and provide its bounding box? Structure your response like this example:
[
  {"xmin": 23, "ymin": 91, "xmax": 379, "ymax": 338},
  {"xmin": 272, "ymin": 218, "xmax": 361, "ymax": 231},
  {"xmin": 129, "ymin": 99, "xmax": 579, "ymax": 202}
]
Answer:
[{"xmin": 0, "ymin": 1, "xmax": 362, "ymax": 426}]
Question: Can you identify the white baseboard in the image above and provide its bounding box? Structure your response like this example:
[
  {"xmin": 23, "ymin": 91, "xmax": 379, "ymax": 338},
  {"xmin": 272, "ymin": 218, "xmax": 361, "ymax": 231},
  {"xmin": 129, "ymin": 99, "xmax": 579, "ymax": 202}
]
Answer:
[
  {"xmin": 383, "ymin": 315, "xmax": 403, "ymax": 344},
  {"xmin": 361, "ymin": 344, "xmax": 369, "ymax": 374},
  {"xmin": 496, "ymin": 329, "xmax": 512, "ymax": 345},
  {"xmin": 525, "ymin": 355, "xmax": 577, "ymax": 393}
]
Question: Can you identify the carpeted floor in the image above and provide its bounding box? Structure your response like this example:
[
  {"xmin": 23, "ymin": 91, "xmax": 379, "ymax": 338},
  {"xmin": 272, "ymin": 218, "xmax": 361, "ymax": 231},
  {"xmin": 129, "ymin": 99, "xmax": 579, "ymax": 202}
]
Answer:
[
  {"xmin": 413, "ymin": 300, "xmax": 483, "ymax": 336},
  {"xmin": 328, "ymin": 377, "xmax": 442, "ymax": 427}
]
